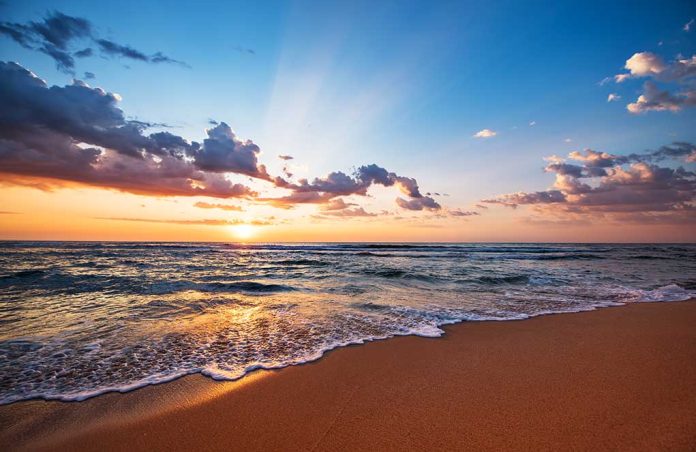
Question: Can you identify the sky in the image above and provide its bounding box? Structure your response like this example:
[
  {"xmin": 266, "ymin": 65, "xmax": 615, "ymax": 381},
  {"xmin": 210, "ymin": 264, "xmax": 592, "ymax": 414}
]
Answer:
[{"xmin": 0, "ymin": 0, "xmax": 695, "ymax": 242}]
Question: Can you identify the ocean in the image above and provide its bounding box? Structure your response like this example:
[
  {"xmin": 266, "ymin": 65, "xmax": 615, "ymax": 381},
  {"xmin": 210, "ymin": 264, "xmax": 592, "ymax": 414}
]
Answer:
[{"xmin": 0, "ymin": 242, "xmax": 694, "ymax": 404}]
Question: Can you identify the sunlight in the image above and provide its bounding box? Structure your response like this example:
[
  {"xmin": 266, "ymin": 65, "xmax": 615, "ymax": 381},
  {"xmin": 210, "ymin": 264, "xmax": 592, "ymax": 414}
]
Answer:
[{"xmin": 230, "ymin": 224, "xmax": 255, "ymax": 240}]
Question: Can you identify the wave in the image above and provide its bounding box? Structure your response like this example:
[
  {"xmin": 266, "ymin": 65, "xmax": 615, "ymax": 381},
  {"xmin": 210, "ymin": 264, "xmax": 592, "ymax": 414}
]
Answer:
[
  {"xmin": 198, "ymin": 281, "xmax": 296, "ymax": 293},
  {"xmin": 478, "ymin": 274, "xmax": 530, "ymax": 284}
]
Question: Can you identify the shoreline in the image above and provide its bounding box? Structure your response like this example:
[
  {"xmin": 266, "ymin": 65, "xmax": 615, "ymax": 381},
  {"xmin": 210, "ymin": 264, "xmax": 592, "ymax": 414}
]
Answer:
[{"xmin": 2, "ymin": 300, "xmax": 695, "ymax": 450}]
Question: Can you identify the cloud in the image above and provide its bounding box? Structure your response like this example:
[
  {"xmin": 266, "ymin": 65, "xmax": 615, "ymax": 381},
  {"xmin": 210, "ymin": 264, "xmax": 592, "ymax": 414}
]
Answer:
[
  {"xmin": 448, "ymin": 209, "xmax": 479, "ymax": 217},
  {"xmin": 610, "ymin": 51, "xmax": 696, "ymax": 114},
  {"xmin": 318, "ymin": 207, "xmax": 377, "ymax": 217},
  {"xmin": 98, "ymin": 217, "xmax": 271, "ymax": 226},
  {"xmin": 607, "ymin": 93, "xmax": 621, "ymax": 102},
  {"xmin": 624, "ymin": 52, "xmax": 667, "ymax": 78},
  {"xmin": 483, "ymin": 190, "xmax": 566, "ymax": 208},
  {"xmin": 0, "ymin": 11, "xmax": 188, "ymax": 73},
  {"xmin": 193, "ymin": 122, "xmax": 276, "ymax": 181},
  {"xmin": 259, "ymin": 191, "xmax": 335, "ymax": 209},
  {"xmin": 529, "ymin": 121, "xmax": 536, "ymax": 126},
  {"xmin": 627, "ymin": 81, "xmax": 696, "ymax": 113},
  {"xmin": 483, "ymin": 143, "xmax": 696, "ymax": 223},
  {"xmin": 83, "ymin": 71, "xmax": 95, "ymax": 79},
  {"xmin": 395, "ymin": 196, "xmax": 441, "ymax": 211},
  {"xmin": 321, "ymin": 198, "xmax": 357, "ymax": 211},
  {"xmin": 614, "ymin": 52, "xmax": 696, "ymax": 83},
  {"xmin": 279, "ymin": 163, "xmax": 432, "ymax": 210},
  {"xmin": 0, "ymin": 61, "xmax": 254, "ymax": 198},
  {"xmin": 278, "ymin": 154, "xmax": 293, "ymax": 160},
  {"xmin": 473, "ymin": 129, "xmax": 497, "ymax": 138},
  {"xmin": 0, "ymin": 62, "xmax": 446, "ymax": 217},
  {"xmin": 194, "ymin": 201, "xmax": 243, "ymax": 212},
  {"xmin": 685, "ymin": 18, "xmax": 694, "ymax": 32}
]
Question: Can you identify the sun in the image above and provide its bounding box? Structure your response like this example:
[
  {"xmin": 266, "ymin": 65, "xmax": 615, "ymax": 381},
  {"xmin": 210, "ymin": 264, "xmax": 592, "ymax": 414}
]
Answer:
[{"xmin": 230, "ymin": 224, "xmax": 255, "ymax": 240}]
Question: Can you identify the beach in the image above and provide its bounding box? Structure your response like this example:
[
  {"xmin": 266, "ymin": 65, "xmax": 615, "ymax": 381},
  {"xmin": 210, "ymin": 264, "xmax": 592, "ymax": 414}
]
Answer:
[{"xmin": 1, "ymin": 300, "xmax": 694, "ymax": 451}]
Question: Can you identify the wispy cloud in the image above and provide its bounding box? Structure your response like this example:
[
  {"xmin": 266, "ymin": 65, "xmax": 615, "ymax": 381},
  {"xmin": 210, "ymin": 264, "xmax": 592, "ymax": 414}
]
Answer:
[
  {"xmin": 194, "ymin": 202, "xmax": 244, "ymax": 212},
  {"xmin": 0, "ymin": 11, "xmax": 189, "ymax": 73},
  {"xmin": 97, "ymin": 217, "xmax": 273, "ymax": 226}
]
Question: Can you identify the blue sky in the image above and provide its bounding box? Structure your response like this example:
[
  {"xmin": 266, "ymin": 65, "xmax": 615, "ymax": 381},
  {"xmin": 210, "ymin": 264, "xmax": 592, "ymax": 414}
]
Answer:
[{"xmin": 0, "ymin": 0, "xmax": 695, "ymax": 241}]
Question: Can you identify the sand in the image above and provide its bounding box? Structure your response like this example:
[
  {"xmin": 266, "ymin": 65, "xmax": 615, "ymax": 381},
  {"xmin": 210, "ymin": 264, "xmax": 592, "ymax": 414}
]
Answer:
[{"xmin": 1, "ymin": 300, "xmax": 695, "ymax": 451}]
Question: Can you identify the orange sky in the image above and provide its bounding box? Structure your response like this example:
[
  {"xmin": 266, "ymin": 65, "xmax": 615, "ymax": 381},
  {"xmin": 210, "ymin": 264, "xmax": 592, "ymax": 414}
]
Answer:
[{"xmin": 2, "ymin": 181, "xmax": 694, "ymax": 243}]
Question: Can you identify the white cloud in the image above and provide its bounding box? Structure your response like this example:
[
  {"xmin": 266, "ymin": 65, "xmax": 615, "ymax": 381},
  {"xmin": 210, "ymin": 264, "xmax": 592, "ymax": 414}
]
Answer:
[
  {"xmin": 625, "ymin": 52, "xmax": 666, "ymax": 77},
  {"xmin": 473, "ymin": 129, "xmax": 497, "ymax": 138},
  {"xmin": 607, "ymin": 93, "xmax": 621, "ymax": 102},
  {"xmin": 529, "ymin": 121, "xmax": 536, "ymax": 126},
  {"xmin": 564, "ymin": 138, "xmax": 572, "ymax": 143},
  {"xmin": 685, "ymin": 18, "xmax": 694, "ymax": 32}
]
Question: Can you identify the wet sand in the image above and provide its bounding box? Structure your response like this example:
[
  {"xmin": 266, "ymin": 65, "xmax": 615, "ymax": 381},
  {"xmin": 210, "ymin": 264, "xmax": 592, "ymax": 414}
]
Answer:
[{"xmin": 1, "ymin": 300, "xmax": 695, "ymax": 451}]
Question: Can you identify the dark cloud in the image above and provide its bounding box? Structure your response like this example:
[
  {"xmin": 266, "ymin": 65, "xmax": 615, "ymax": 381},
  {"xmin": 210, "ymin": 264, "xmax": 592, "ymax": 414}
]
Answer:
[
  {"xmin": 1, "ymin": 62, "xmax": 444, "ymax": 216},
  {"xmin": 483, "ymin": 143, "xmax": 696, "ymax": 222},
  {"xmin": 0, "ymin": 11, "xmax": 188, "ymax": 73},
  {"xmin": 483, "ymin": 190, "xmax": 566, "ymax": 207},
  {"xmin": 449, "ymin": 209, "xmax": 479, "ymax": 217},
  {"xmin": 283, "ymin": 164, "xmax": 431, "ymax": 210},
  {"xmin": 83, "ymin": 71, "xmax": 95, "ymax": 79},
  {"xmin": 95, "ymin": 38, "xmax": 148, "ymax": 61},
  {"xmin": 193, "ymin": 122, "xmax": 276, "ymax": 182},
  {"xmin": 0, "ymin": 61, "xmax": 253, "ymax": 198},
  {"xmin": 75, "ymin": 48, "xmax": 93, "ymax": 58},
  {"xmin": 395, "ymin": 196, "xmax": 441, "ymax": 211},
  {"xmin": 278, "ymin": 154, "xmax": 294, "ymax": 160}
]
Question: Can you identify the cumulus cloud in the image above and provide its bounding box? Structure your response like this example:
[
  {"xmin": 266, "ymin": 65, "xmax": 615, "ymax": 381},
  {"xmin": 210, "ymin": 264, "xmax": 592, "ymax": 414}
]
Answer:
[
  {"xmin": 274, "ymin": 163, "xmax": 435, "ymax": 211},
  {"xmin": 0, "ymin": 61, "xmax": 253, "ymax": 198},
  {"xmin": 627, "ymin": 81, "xmax": 696, "ymax": 113},
  {"xmin": 0, "ymin": 11, "xmax": 188, "ymax": 73},
  {"xmin": 611, "ymin": 51, "xmax": 696, "ymax": 114},
  {"xmin": 1, "ymin": 61, "xmax": 446, "ymax": 217},
  {"xmin": 473, "ymin": 129, "xmax": 497, "ymax": 138},
  {"xmin": 193, "ymin": 122, "xmax": 276, "ymax": 181},
  {"xmin": 483, "ymin": 143, "xmax": 696, "ymax": 223}
]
